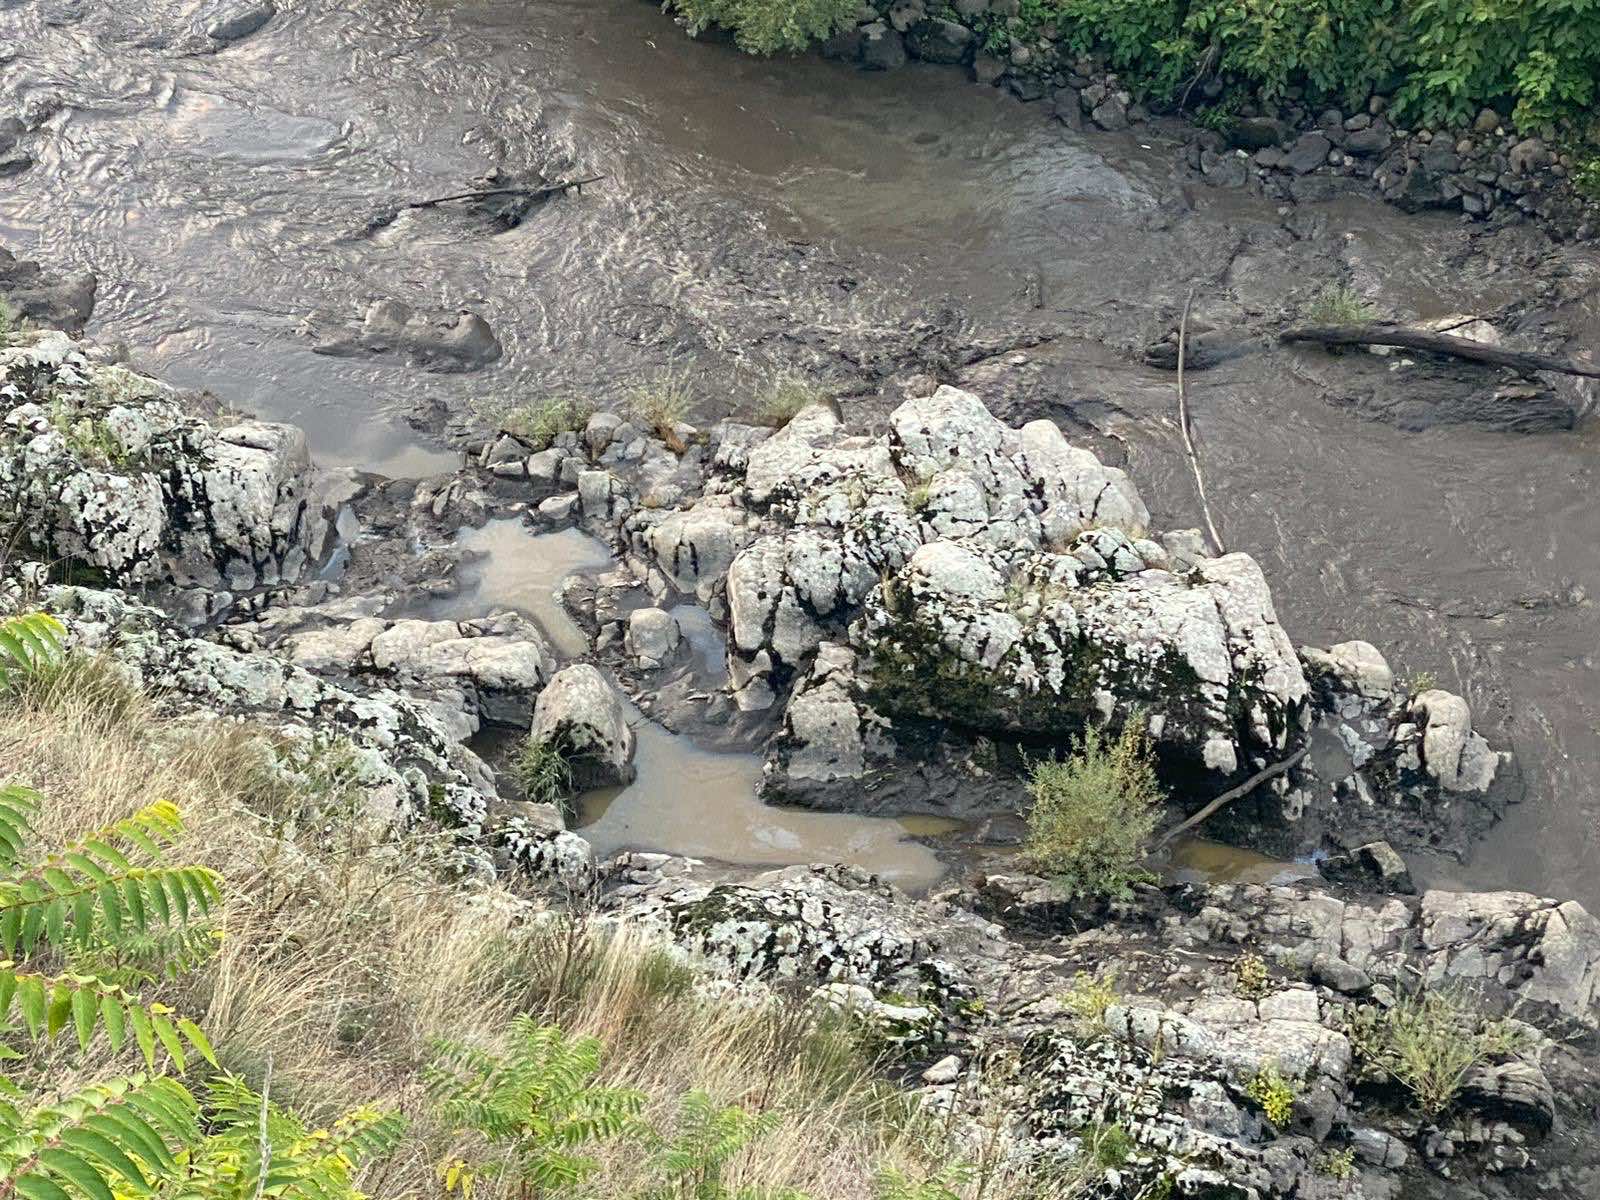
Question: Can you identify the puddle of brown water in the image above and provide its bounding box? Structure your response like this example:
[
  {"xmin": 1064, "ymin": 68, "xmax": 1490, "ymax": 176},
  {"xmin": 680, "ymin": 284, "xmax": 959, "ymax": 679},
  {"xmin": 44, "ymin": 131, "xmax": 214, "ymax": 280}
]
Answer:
[
  {"xmin": 575, "ymin": 698, "xmax": 953, "ymax": 891},
  {"xmin": 1164, "ymin": 837, "xmax": 1320, "ymax": 887},
  {"xmin": 433, "ymin": 519, "xmax": 612, "ymax": 657}
]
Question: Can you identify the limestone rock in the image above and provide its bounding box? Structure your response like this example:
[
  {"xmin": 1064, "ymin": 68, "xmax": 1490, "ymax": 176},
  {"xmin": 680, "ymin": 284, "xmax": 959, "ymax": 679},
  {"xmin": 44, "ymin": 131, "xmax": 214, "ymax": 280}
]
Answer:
[{"xmin": 529, "ymin": 664, "xmax": 636, "ymax": 789}]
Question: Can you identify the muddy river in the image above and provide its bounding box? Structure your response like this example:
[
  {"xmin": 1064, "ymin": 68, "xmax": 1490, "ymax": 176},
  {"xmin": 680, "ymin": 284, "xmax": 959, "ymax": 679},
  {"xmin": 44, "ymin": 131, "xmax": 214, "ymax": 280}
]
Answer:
[{"xmin": 3, "ymin": 0, "xmax": 1597, "ymax": 904}]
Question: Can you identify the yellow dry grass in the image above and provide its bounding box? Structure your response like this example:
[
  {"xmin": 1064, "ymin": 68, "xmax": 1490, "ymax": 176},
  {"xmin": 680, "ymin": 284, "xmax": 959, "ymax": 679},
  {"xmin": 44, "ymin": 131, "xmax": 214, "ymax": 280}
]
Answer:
[{"xmin": 0, "ymin": 654, "xmax": 968, "ymax": 1200}]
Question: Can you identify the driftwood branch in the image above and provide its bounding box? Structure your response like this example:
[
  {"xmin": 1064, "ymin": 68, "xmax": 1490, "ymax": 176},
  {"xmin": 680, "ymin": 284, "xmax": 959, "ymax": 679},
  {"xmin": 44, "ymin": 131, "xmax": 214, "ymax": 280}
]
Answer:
[
  {"xmin": 1281, "ymin": 323, "xmax": 1600, "ymax": 380},
  {"xmin": 405, "ymin": 175, "xmax": 606, "ymax": 211},
  {"xmin": 1176, "ymin": 287, "xmax": 1226, "ymax": 556},
  {"xmin": 1155, "ymin": 745, "xmax": 1310, "ymax": 848}
]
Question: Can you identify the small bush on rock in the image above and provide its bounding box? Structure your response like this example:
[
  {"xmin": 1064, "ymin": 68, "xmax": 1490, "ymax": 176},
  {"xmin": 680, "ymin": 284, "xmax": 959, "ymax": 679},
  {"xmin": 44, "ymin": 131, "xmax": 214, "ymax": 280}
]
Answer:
[
  {"xmin": 500, "ymin": 395, "xmax": 594, "ymax": 450},
  {"xmin": 628, "ymin": 367, "xmax": 695, "ymax": 444},
  {"xmin": 1346, "ymin": 987, "xmax": 1530, "ymax": 1117},
  {"xmin": 1305, "ymin": 283, "xmax": 1376, "ymax": 325},
  {"xmin": 1023, "ymin": 722, "xmax": 1162, "ymax": 899},
  {"xmin": 1245, "ymin": 1060, "xmax": 1295, "ymax": 1127},
  {"xmin": 515, "ymin": 735, "xmax": 574, "ymax": 809},
  {"xmin": 757, "ymin": 373, "xmax": 828, "ymax": 427}
]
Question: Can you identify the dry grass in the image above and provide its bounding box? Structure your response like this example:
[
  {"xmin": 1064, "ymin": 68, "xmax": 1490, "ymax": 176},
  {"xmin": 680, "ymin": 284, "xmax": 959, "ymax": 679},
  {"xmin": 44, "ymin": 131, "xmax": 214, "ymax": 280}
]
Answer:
[{"xmin": 0, "ymin": 660, "xmax": 967, "ymax": 1200}]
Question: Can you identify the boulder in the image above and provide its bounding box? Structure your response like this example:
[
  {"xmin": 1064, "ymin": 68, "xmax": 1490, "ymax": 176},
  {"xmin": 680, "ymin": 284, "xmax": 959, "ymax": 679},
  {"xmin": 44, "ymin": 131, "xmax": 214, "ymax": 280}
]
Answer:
[
  {"xmin": 906, "ymin": 19, "xmax": 973, "ymax": 65},
  {"xmin": 206, "ymin": 1, "xmax": 276, "ymax": 43},
  {"xmin": 529, "ymin": 664, "xmax": 636, "ymax": 789},
  {"xmin": 624, "ymin": 606, "xmax": 681, "ymax": 669}
]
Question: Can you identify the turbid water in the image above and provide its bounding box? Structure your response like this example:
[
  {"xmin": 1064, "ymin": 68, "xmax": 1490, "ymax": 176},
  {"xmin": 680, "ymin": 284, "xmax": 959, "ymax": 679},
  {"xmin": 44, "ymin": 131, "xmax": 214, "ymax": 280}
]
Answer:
[{"xmin": 4, "ymin": 0, "xmax": 1598, "ymax": 904}]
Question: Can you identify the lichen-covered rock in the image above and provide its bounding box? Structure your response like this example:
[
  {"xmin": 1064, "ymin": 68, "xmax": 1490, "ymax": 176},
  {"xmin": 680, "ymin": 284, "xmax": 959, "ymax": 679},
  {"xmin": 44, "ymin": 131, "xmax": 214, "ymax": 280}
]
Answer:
[
  {"xmin": 31, "ymin": 581, "xmax": 499, "ymax": 832},
  {"xmin": 528, "ymin": 664, "xmax": 636, "ymax": 788},
  {"xmin": 623, "ymin": 607, "xmax": 681, "ymax": 669},
  {"xmin": 1, "ymin": 331, "xmax": 336, "ymax": 618}
]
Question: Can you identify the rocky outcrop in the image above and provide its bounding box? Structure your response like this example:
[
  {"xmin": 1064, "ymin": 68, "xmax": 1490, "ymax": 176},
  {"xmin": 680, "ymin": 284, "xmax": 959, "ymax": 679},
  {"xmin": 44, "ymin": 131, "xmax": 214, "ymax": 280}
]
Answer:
[
  {"xmin": 601, "ymin": 854, "xmax": 1600, "ymax": 1200},
  {"xmin": 0, "ymin": 331, "xmax": 339, "ymax": 621}
]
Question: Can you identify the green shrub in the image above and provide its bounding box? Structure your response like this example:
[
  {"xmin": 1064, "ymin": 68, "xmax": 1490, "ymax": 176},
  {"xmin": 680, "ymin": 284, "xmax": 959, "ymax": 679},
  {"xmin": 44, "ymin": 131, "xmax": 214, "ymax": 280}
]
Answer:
[
  {"xmin": 1062, "ymin": 970, "xmax": 1119, "ymax": 1024},
  {"xmin": 499, "ymin": 395, "xmax": 594, "ymax": 450},
  {"xmin": 1022, "ymin": 722, "xmax": 1163, "ymax": 899},
  {"xmin": 1575, "ymin": 154, "xmax": 1600, "ymax": 202},
  {"xmin": 1245, "ymin": 1060, "xmax": 1295, "ymax": 1127},
  {"xmin": 1345, "ymin": 987, "xmax": 1530, "ymax": 1117},
  {"xmin": 667, "ymin": 0, "xmax": 859, "ymax": 55}
]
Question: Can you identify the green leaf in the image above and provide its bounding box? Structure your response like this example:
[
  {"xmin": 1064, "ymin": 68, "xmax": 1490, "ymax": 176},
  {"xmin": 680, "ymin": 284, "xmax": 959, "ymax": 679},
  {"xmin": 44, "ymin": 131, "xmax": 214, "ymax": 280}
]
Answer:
[
  {"xmin": 59, "ymin": 1128, "xmax": 149, "ymax": 1191},
  {"xmin": 128, "ymin": 1006, "xmax": 156, "ymax": 1069},
  {"xmin": 176, "ymin": 1019, "xmax": 217, "ymax": 1069},
  {"xmin": 72, "ymin": 984, "xmax": 97, "ymax": 1051},
  {"xmin": 14, "ymin": 1173, "xmax": 74, "ymax": 1200},
  {"xmin": 152, "ymin": 1016, "xmax": 185, "ymax": 1072},
  {"xmin": 99, "ymin": 995, "xmax": 126, "ymax": 1055},
  {"xmin": 38, "ymin": 1148, "xmax": 115, "ymax": 1200}
]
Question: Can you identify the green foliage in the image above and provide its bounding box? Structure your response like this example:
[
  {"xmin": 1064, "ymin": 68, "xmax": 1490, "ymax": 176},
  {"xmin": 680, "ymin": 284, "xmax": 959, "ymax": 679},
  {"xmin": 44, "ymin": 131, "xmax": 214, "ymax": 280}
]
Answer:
[
  {"xmin": 1345, "ymin": 987, "xmax": 1529, "ymax": 1117},
  {"xmin": 0, "ymin": 788, "xmax": 222, "ymax": 960},
  {"xmin": 0, "ymin": 614, "xmax": 65, "ymax": 692},
  {"xmin": 1061, "ymin": 970, "xmax": 1118, "ymax": 1025},
  {"xmin": 513, "ymin": 738, "xmax": 573, "ymax": 811},
  {"xmin": 179, "ymin": 1074, "xmax": 405, "ymax": 1200},
  {"xmin": 427, "ymin": 1016, "xmax": 645, "ymax": 1196},
  {"xmin": 666, "ymin": 0, "xmax": 859, "ymax": 55},
  {"xmin": 1245, "ymin": 1060, "xmax": 1295, "ymax": 1127},
  {"xmin": 874, "ymin": 1160, "xmax": 975, "ymax": 1200},
  {"xmin": 1305, "ymin": 282, "xmax": 1377, "ymax": 325},
  {"xmin": 499, "ymin": 396, "xmax": 594, "ymax": 451},
  {"xmin": 1315, "ymin": 1146, "xmax": 1356, "ymax": 1180},
  {"xmin": 1231, "ymin": 951, "xmax": 1269, "ymax": 1000},
  {"xmin": 1574, "ymin": 153, "xmax": 1600, "ymax": 202},
  {"xmin": 1022, "ymin": 722, "xmax": 1162, "ymax": 899},
  {"xmin": 640, "ymin": 1090, "xmax": 788, "ymax": 1200}
]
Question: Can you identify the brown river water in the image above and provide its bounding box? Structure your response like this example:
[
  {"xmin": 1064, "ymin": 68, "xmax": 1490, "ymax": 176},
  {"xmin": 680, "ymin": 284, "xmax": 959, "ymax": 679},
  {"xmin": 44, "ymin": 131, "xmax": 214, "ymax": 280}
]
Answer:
[{"xmin": 3, "ymin": 0, "xmax": 1597, "ymax": 903}]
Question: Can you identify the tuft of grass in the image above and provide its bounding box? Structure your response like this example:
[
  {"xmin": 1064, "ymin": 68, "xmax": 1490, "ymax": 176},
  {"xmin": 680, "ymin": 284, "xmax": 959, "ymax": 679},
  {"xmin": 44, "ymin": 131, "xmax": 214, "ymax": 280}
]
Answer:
[
  {"xmin": 513, "ymin": 735, "xmax": 574, "ymax": 810},
  {"xmin": 1305, "ymin": 283, "xmax": 1377, "ymax": 325},
  {"xmin": 627, "ymin": 368, "xmax": 694, "ymax": 444},
  {"xmin": 756, "ymin": 374, "xmax": 828, "ymax": 427},
  {"xmin": 1232, "ymin": 951, "xmax": 1270, "ymax": 1000},
  {"xmin": 498, "ymin": 395, "xmax": 594, "ymax": 451},
  {"xmin": 1345, "ymin": 987, "xmax": 1530, "ymax": 1118},
  {"xmin": 1022, "ymin": 722, "xmax": 1162, "ymax": 900}
]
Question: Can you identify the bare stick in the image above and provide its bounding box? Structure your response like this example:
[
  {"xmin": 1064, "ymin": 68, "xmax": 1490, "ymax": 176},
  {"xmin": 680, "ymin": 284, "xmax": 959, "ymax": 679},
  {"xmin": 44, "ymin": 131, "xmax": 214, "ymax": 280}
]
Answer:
[
  {"xmin": 405, "ymin": 175, "xmax": 606, "ymax": 211},
  {"xmin": 1155, "ymin": 744, "xmax": 1309, "ymax": 848},
  {"xmin": 1280, "ymin": 323, "xmax": 1600, "ymax": 379},
  {"xmin": 1177, "ymin": 287, "xmax": 1226, "ymax": 555}
]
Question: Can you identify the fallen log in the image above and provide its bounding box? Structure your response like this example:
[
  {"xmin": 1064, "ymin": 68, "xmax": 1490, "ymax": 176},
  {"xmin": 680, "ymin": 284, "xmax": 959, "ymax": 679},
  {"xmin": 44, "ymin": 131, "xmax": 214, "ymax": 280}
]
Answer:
[
  {"xmin": 405, "ymin": 175, "xmax": 606, "ymax": 211},
  {"xmin": 1280, "ymin": 323, "xmax": 1600, "ymax": 380},
  {"xmin": 1154, "ymin": 744, "xmax": 1309, "ymax": 848}
]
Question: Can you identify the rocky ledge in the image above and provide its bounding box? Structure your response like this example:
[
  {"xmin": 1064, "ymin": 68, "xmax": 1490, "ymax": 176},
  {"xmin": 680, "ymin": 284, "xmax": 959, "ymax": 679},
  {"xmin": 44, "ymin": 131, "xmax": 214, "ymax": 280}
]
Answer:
[{"xmin": 4, "ymin": 322, "xmax": 1595, "ymax": 1197}]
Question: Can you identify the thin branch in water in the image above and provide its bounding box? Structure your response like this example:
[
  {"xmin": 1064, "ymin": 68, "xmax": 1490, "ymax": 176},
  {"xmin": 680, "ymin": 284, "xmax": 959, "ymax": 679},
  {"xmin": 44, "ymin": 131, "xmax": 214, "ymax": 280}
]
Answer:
[
  {"xmin": 1155, "ymin": 745, "xmax": 1309, "ymax": 847},
  {"xmin": 1176, "ymin": 286, "xmax": 1226, "ymax": 556}
]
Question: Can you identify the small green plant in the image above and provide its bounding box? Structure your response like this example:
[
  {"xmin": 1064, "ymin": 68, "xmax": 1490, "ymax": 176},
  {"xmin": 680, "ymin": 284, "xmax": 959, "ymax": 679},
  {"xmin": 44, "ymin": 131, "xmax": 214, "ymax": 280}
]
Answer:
[
  {"xmin": 1081, "ymin": 1120, "xmax": 1135, "ymax": 1169},
  {"xmin": 875, "ymin": 1160, "xmax": 974, "ymax": 1200},
  {"xmin": 514, "ymin": 736, "xmax": 574, "ymax": 810},
  {"xmin": 1575, "ymin": 154, "xmax": 1600, "ymax": 203},
  {"xmin": 499, "ymin": 396, "xmax": 594, "ymax": 450},
  {"xmin": 1246, "ymin": 1060, "xmax": 1296, "ymax": 1127},
  {"xmin": 0, "ymin": 611, "xmax": 65, "ymax": 689},
  {"xmin": 1315, "ymin": 1146, "xmax": 1357, "ymax": 1180},
  {"xmin": 1232, "ymin": 951, "xmax": 1270, "ymax": 1000},
  {"xmin": 1193, "ymin": 94, "xmax": 1241, "ymax": 134},
  {"xmin": 428, "ymin": 1016, "xmax": 646, "ymax": 1197},
  {"xmin": 756, "ymin": 373, "xmax": 826, "ymax": 427},
  {"xmin": 640, "ymin": 1090, "xmax": 786, "ymax": 1200},
  {"xmin": 1345, "ymin": 987, "xmax": 1530, "ymax": 1117},
  {"xmin": 1305, "ymin": 283, "xmax": 1377, "ymax": 325},
  {"xmin": 1403, "ymin": 669, "xmax": 1438, "ymax": 695},
  {"xmin": 627, "ymin": 368, "xmax": 695, "ymax": 445},
  {"xmin": 906, "ymin": 482, "xmax": 932, "ymax": 513},
  {"xmin": 1022, "ymin": 722, "xmax": 1162, "ymax": 900},
  {"xmin": 1062, "ymin": 970, "xmax": 1119, "ymax": 1024}
]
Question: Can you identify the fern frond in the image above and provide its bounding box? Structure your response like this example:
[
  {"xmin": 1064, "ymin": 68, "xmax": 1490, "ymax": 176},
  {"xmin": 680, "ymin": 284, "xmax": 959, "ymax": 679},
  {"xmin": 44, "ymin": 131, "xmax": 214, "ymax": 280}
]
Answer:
[
  {"xmin": 0, "ymin": 1073, "xmax": 200, "ymax": 1200},
  {"xmin": 0, "ymin": 966, "xmax": 215, "ymax": 1068},
  {"xmin": 0, "ymin": 786, "xmax": 41, "ymax": 877},
  {"xmin": 182, "ymin": 1076, "xmax": 402, "ymax": 1200},
  {"xmin": 0, "ymin": 834, "xmax": 221, "ymax": 959},
  {"xmin": 0, "ymin": 614, "xmax": 65, "ymax": 691}
]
